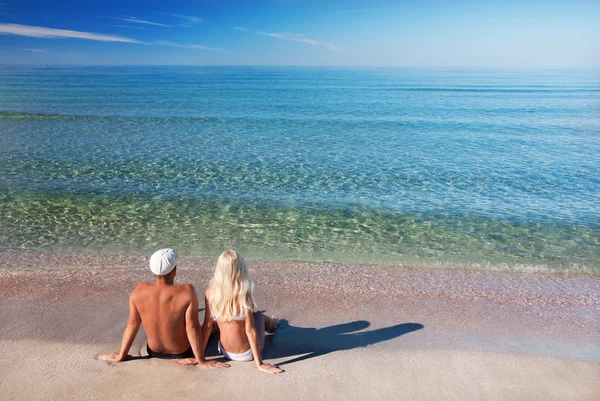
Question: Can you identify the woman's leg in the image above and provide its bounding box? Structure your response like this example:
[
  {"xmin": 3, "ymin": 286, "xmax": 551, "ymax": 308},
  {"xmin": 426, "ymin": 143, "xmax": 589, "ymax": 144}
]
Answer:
[{"xmin": 253, "ymin": 312, "xmax": 266, "ymax": 350}]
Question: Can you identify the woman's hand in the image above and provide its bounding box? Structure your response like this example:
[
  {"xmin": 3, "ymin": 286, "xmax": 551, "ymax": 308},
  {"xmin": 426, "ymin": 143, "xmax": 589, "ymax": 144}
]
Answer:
[
  {"xmin": 99, "ymin": 352, "xmax": 125, "ymax": 362},
  {"xmin": 258, "ymin": 363, "xmax": 284, "ymax": 374}
]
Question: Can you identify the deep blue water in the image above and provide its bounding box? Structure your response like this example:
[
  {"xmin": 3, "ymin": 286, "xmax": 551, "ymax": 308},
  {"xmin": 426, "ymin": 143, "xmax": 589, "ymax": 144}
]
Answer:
[{"xmin": 0, "ymin": 66, "xmax": 598, "ymax": 271}]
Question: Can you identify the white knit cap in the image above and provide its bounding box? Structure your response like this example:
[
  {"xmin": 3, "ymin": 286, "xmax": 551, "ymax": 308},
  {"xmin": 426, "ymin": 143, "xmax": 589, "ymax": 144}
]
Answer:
[{"xmin": 149, "ymin": 248, "xmax": 179, "ymax": 276}]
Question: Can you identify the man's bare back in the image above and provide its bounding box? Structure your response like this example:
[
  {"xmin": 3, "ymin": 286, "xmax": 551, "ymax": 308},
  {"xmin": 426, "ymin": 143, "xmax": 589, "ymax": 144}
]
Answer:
[
  {"xmin": 133, "ymin": 282, "xmax": 196, "ymax": 354},
  {"xmin": 100, "ymin": 249, "xmax": 228, "ymax": 369}
]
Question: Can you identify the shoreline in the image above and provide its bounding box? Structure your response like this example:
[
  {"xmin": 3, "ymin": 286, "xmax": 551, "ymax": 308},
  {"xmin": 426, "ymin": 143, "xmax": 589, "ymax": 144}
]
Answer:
[
  {"xmin": 2, "ymin": 247, "xmax": 599, "ymax": 275},
  {"xmin": 1, "ymin": 249, "xmax": 599, "ymax": 400},
  {"xmin": 2, "ymin": 190, "xmax": 598, "ymax": 275}
]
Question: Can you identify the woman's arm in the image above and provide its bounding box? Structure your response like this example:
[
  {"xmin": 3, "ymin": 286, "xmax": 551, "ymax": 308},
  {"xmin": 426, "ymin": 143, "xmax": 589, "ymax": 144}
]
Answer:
[{"xmin": 244, "ymin": 311, "xmax": 283, "ymax": 374}]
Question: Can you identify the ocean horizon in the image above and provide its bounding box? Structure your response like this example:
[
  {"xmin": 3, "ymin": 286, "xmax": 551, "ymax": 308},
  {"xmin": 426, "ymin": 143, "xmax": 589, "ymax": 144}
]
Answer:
[{"xmin": 0, "ymin": 66, "xmax": 598, "ymax": 272}]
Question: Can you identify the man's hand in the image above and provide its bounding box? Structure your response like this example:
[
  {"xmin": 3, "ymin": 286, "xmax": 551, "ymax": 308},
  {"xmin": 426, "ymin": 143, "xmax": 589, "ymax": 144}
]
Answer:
[
  {"xmin": 200, "ymin": 360, "xmax": 230, "ymax": 368},
  {"xmin": 258, "ymin": 363, "xmax": 284, "ymax": 374},
  {"xmin": 99, "ymin": 353, "xmax": 125, "ymax": 362},
  {"xmin": 175, "ymin": 357, "xmax": 198, "ymax": 366},
  {"xmin": 175, "ymin": 358, "xmax": 230, "ymax": 368}
]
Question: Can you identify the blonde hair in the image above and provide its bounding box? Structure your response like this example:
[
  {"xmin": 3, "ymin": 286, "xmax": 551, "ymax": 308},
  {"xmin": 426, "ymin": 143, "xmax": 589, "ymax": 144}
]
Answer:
[{"xmin": 208, "ymin": 250, "xmax": 257, "ymax": 323}]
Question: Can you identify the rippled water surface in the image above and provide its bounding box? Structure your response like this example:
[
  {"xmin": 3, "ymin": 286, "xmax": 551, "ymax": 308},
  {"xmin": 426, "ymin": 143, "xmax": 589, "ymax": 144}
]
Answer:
[{"xmin": 0, "ymin": 67, "xmax": 598, "ymax": 271}]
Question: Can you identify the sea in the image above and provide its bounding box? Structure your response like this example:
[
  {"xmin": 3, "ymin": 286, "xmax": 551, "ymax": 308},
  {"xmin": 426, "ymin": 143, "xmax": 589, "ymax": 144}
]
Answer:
[{"xmin": 0, "ymin": 66, "xmax": 598, "ymax": 272}]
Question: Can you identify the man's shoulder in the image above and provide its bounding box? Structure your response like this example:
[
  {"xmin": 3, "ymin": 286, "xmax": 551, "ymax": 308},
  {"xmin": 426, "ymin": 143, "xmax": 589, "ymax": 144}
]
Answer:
[
  {"xmin": 170, "ymin": 282, "xmax": 193, "ymax": 290},
  {"xmin": 130, "ymin": 282, "xmax": 196, "ymax": 299},
  {"xmin": 173, "ymin": 283, "xmax": 197, "ymax": 297},
  {"xmin": 130, "ymin": 282, "xmax": 151, "ymax": 297}
]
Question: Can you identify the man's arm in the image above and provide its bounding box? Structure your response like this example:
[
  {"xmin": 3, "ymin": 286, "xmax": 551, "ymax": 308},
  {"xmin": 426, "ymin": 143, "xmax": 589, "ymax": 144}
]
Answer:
[
  {"xmin": 100, "ymin": 294, "xmax": 141, "ymax": 362},
  {"xmin": 201, "ymin": 290, "xmax": 213, "ymax": 351},
  {"xmin": 176, "ymin": 286, "xmax": 229, "ymax": 368}
]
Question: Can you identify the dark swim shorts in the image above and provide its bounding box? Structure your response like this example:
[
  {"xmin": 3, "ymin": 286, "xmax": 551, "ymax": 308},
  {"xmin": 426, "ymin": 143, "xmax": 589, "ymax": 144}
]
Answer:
[{"xmin": 146, "ymin": 344, "xmax": 194, "ymax": 359}]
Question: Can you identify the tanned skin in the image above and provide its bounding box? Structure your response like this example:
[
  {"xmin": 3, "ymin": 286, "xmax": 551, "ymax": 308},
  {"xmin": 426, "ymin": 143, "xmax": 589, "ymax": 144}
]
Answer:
[
  {"xmin": 202, "ymin": 288, "xmax": 283, "ymax": 374},
  {"xmin": 100, "ymin": 267, "xmax": 229, "ymax": 369}
]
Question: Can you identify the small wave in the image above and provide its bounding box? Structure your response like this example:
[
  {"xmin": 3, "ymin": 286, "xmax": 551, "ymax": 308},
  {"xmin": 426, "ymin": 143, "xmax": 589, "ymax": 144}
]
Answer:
[
  {"xmin": 0, "ymin": 111, "xmax": 96, "ymax": 121},
  {"xmin": 380, "ymin": 87, "xmax": 600, "ymax": 93},
  {"xmin": 0, "ymin": 111, "xmax": 232, "ymax": 123}
]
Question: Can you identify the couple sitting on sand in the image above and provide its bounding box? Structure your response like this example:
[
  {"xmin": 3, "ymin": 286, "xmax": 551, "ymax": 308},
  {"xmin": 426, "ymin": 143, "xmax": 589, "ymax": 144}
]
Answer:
[{"xmin": 100, "ymin": 249, "xmax": 283, "ymax": 374}]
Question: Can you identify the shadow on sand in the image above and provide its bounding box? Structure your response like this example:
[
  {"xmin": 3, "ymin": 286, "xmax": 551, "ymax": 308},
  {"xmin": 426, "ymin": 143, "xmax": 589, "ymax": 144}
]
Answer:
[{"xmin": 205, "ymin": 319, "xmax": 424, "ymax": 366}]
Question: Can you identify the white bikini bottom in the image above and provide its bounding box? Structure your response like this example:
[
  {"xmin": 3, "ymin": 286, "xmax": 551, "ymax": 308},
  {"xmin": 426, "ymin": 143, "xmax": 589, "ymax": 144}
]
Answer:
[{"xmin": 218, "ymin": 341, "xmax": 253, "ymax": 361}]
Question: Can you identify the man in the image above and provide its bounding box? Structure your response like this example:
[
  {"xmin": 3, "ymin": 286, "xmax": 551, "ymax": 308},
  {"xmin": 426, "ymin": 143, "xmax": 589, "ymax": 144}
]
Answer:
[{"xmin": 101, "ymin": 248, "xmax": 229, "ymax": 369}]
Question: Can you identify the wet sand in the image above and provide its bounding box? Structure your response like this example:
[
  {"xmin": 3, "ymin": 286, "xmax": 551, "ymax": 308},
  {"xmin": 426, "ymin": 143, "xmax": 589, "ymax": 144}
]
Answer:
[{"xmin": 0, "ymin": 250, "xmax": 599, "ymax": 400}]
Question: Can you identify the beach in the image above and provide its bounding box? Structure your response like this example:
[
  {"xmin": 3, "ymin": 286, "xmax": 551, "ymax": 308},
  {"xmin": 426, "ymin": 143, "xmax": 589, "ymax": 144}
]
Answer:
[{"xmin": 1, "ymin": 250, "xmax": 598, "ymax": 400}]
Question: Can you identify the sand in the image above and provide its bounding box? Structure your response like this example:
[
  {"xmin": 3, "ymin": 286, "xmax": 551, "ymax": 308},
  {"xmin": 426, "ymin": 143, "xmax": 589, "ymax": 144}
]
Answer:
[{"xmin": 0, "ymin": 250, "xmax": 599, "ymax": 401}]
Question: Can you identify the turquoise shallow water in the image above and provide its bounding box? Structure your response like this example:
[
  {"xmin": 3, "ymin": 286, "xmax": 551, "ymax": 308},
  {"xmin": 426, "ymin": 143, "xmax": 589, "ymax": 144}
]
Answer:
[{"xmin": 0, "ymin": 67, "xmax": 598, "ymax": 271}]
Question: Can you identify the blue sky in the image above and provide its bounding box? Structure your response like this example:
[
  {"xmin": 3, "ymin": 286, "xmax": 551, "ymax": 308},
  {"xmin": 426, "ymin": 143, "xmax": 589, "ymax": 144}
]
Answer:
[{"xmin": 0, "ymin": 0, "xmax": 598, "ymax": 67}]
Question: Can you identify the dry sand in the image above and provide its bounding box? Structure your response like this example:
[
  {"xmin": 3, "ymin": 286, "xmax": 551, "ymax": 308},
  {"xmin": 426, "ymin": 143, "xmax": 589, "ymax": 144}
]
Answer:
[{"xmin": 0, "ymin": 250, "xmax": 599, "ymax": 401}]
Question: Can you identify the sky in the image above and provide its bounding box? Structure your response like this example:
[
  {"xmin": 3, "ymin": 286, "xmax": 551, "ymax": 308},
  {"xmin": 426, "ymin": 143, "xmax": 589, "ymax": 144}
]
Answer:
[{"xmin": 0, "ymin": 0, "xmax": 598, "ymax": 67}]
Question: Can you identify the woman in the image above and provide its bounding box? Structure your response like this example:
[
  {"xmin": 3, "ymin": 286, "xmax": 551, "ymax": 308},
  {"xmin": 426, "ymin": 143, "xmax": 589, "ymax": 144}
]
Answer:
[{"xmin": 202, "ymin": 250, "xmax": 283, "ymax": 374}]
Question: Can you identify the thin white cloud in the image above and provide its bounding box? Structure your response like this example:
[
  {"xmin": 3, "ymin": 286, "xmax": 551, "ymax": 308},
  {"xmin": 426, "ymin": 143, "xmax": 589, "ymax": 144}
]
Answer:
[
  {"xmin": 109, "ymin": 24, "xmax": 148, "ymax": 30},
  {"xmin": 115, "ymin": 16, "xmax": 171, "ymax": 27},
  {"xmin": 152, "ymin": 40, "xmax": 226, "ymax": 51},
  {"xmin": 1, "ymin": 23, "xmax": 225, "ymax": 52},
  {"xmin": 0, "ymin": 23, "xmax": 144, "ymax": 43},
  {"xmin": 257, "ymin": 31, "xmax": 343, "ymax": 52},
  {"xmin": 160, "ymin": 13, "xmax": 203, "ymax": 24},
  {"xmin": 332, "ymin": 8, "xmax": 401, "ymax": 14},
  {"xmin": 22, "ymin": 48, "xmax": 47, "ymax": 53},
  {"xmin": 233, "ymin": 26, "xmax": 248, "ymax": 31}
]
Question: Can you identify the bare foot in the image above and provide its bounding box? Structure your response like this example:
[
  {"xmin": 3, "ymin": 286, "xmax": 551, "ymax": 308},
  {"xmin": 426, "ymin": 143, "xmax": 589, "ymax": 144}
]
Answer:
[{"xmin": 266, "ymin": 315, "xmax": 280, "ymax": 332}]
